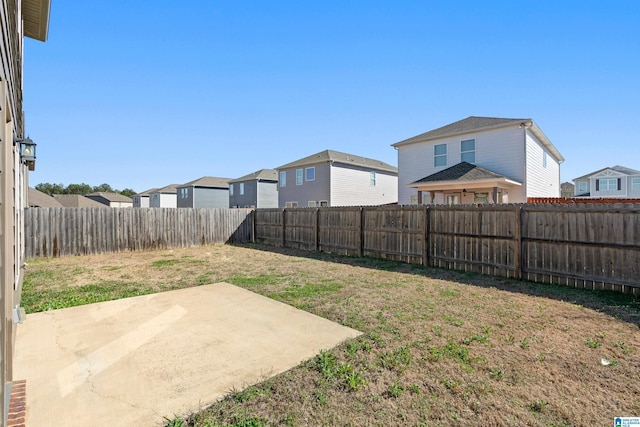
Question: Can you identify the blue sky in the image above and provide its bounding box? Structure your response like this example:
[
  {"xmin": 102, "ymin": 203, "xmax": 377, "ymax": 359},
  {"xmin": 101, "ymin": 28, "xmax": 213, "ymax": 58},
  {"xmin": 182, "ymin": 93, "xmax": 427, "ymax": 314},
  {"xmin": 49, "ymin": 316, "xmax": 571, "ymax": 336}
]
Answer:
[{"xmin": 24, "ymin": 1, "xmax": 640, "ymax": 193}]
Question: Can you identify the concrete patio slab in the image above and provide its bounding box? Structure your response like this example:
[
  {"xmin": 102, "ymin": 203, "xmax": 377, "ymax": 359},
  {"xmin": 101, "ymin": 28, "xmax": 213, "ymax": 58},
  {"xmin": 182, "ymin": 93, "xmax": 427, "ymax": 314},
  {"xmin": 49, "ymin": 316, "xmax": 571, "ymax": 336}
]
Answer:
[{"xmin": 14, "ymin": 282, "xmax": 360, "ymax": 427}]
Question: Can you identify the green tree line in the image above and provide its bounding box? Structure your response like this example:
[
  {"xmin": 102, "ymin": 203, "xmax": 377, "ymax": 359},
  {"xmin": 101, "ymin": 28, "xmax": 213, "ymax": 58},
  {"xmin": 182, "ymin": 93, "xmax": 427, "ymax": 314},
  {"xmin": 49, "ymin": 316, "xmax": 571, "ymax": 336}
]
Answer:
[{"xmin": 35, "ymin": 182, "xmax": 136, "ymax": 198}]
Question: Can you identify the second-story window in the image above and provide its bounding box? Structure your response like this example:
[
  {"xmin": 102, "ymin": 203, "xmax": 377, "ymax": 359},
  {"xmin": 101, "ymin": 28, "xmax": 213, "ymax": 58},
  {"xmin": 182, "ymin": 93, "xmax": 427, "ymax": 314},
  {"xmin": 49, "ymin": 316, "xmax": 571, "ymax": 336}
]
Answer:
[
  {"xmin": 296, "ymin": 169, "xmax": 303, "ymax": 185},
  {"xmin": 229, "ymin": 184, "xmax": 234, "ymax": 196},
  {"xmin": 239, "ymin": 183, "xmax": 244, "ymax": 195},
  {"xmin": 461, "ymin": 139, "xmax": 475, "ymax": 163},
  {"xmin": 370, "ymin": 171, "xmax": 376, "ymax": 186},
  {"xmin": 305, "ymin": 167, "xmax": 315, "ymax": 181},
  {"xmin": 434, "ymin": 144, "xmax": 447, "ymax": 167},
  {"xmin": 280, "ymin": 171, "xmax": 286, "ymax": 188}
]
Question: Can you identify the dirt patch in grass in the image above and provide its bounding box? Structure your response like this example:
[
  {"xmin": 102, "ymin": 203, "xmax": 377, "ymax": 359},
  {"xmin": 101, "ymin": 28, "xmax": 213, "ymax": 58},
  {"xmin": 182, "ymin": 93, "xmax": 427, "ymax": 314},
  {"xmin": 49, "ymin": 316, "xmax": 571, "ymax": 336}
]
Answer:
[{"xmin": 23, "ymin": 243, "xmax": 640, "ymax": 426}]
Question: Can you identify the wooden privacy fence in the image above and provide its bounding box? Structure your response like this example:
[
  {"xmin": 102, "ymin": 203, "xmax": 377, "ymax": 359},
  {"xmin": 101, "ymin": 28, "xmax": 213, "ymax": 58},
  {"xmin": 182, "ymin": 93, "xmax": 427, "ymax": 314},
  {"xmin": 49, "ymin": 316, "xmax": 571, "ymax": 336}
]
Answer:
[
  {"xmin": 255, "ymin": 204, "xmax": 640, "ymax": 295},
  {"xmin": 24, "ymin": 207, "xmax": 253, "ymax": 258}
]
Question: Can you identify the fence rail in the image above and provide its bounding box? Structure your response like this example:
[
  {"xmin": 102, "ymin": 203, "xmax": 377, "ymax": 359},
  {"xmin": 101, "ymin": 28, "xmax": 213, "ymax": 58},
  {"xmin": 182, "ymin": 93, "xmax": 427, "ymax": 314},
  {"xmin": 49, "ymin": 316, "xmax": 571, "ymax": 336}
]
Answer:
[
  {"xmin": 25, "ymin": 207, "xmax": 253, "ymax": 258},
  {"xmin": 254, "ymin": 204, "xmax": 640, "ymax": 295},
  {"xmin": 26, "ymin": 204, "xmax": 640, "ymax": 295}
]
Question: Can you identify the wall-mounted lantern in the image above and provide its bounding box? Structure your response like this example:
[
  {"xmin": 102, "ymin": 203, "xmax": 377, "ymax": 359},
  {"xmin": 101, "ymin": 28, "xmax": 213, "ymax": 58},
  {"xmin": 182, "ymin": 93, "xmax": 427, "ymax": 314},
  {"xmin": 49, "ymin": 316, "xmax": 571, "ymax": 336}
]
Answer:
[{"xmin": 16, "ymin": 136, "xmax": 36, "ymax": 171}]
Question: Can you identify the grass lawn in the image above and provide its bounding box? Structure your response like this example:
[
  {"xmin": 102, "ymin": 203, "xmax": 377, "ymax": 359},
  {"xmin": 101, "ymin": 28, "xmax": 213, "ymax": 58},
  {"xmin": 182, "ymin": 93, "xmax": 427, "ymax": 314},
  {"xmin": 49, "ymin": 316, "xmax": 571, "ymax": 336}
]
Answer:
[{"xmin": 23, "ymin": 243, "xmax": 640, "ymax": 426}]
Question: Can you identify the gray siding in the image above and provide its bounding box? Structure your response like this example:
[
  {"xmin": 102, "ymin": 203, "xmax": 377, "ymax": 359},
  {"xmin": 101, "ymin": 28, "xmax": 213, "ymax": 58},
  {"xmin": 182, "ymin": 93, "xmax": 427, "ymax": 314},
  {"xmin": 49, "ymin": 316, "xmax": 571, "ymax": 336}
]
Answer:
[
  {"xmin": 230, "ymin": 181, "xmax": 258, "ymax": 208},
  {"xmin": 257, "ymin": 181, "xmax": 278, "ymax": 208},
  {"xmin": 177, "ymin": 187, "xmax": 194, "ymax": 208},
  {"xmin": 278, "ymin": 163, "xmax": 331, "ymax": 207},
  {"xmin": 194, "ymin": 187, "xmax": 229, "ymax": 208}
]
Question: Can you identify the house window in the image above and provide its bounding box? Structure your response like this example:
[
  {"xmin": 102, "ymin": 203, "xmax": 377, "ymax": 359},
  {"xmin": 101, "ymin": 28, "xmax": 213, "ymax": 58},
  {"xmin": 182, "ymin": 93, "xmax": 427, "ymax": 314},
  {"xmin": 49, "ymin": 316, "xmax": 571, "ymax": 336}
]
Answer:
[
  {"xmin": 280, "ymin": 171, "xmax": 286, "ymax": 188},
  {"xmin": 320, "ymin": 201, "xmax": 328, "ymax": 207},
  {"xmin": 229, "ymin": 184, "xmax": 234, "ymax": 196},
  {"xmin": 308, "ymin": 201, "xmax": 317, "ymax": 207},
  {"xmin": 461, "ymin": 139, "xmax": 475, "ymax": 163},
  {"xmin": 434, "ymin": 144, "xmax": 447, "ymax": 167},
  {"xmin": 305, "ymin": 167, "xmax": 315, "ymax": 181},
  {"xmin": 543, "ymin": 151, "xmax": 547, "ymax": 168},
  {"xmin": 296, "ymin": 169, "xmax": 303, "ymax": 185},
  {"xmin": 633, "ymin": 178, "xmax": 640, "ymax": 190},
  {"xmin": 578, "ymin": 182, "xmax": 587, "ymax": 193},
  {"xmin": 597, "ymin": 178, "xmax": 619, "ymax": 191},
  {"xmin": 285, "ymin": 201, "xmax": 298, "ymax": 208},
  {"xmin": 370, "ymin": 171, "xmax": 376, "ymax": 186},
  {"xmin": 239, "ymin": 183, "xmax": 244, "ymax": 195}
]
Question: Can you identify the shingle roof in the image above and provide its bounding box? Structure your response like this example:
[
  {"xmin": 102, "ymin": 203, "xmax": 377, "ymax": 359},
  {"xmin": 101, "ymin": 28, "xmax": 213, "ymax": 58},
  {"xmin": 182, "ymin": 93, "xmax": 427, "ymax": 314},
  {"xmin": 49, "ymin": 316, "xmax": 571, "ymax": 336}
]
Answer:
[
  {"xmin": 86, "ymin": 192, "xmax": 133, "ymax": 203},
  {"xmin": 573, "ymin": 165, "xmax": 640, "ymax": 180},
  {"xmin": 230, "ymin": 169, "xmax": 278, "ymax": 184},
  {"xmin": 28, "ymin": 187, "xmax": 63, "ymax": 207},
  {"xmin": 179, "ymin": 176, "xmax": 231, "ymax": 189},
  {"xmin": 53, "ymin": 194, "xmax": 106, "ymax": 208},
  {"xmin": 411, "ymin": 162, "xmax": 507, "ymax": 184},
  {"xmin": 135, "ymin": 188, "xmax": 158, "ymax": 197},
  {"xmin": 393, "ymin": 116, "xmax": 564, "ymax": 162},
  {"xmin": 152, "ymin": 184, "xmax": 181, "ymax": 194},
  {"xmin": 277, "ymin": 149, "xmax": 397, "ymax": 174}
]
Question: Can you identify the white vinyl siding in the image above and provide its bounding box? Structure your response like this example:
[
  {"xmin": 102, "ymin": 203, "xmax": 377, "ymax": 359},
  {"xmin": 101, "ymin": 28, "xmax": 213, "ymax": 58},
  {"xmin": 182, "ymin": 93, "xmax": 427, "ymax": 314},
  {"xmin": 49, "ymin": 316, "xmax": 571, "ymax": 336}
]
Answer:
[
  {"xmin": 524, "ymin": 130, "xmax": 560, "ymax": 198},
  {"xmin": 330, "ymin": 164, "xmax": 397, "ymax": 206}
]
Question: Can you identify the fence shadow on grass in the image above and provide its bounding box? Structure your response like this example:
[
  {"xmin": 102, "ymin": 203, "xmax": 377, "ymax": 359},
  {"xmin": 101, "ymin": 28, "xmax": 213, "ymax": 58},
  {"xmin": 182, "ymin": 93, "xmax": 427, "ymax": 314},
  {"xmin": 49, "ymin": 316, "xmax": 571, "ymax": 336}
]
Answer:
[{"xmin": 232, "ymin": 242, "xmax": 640, "ymax": 329}]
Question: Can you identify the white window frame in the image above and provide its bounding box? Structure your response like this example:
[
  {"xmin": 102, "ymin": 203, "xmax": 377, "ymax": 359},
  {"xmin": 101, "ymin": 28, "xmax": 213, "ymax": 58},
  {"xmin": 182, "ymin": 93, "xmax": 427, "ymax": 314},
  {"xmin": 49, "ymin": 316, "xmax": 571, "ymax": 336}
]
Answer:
[
  {"xmin": 285, "ymin": 201, "xmax": 298, "ymax": 208},
  {"xmin": 229, "ymin": 184, "xmax": 234, "ymax": 196},
  {"xmin": 599, "ymin": 178, "xmax": 618, "ymax": 190},
  {"xmin": 434, "ymin": 144, "xmax": 447, "ymax": 167},
  {"xmin": 239, "ymin": 182, "xmax": 244, "ymax": 195},
  {"xmin": 319, "ymin": 200, "xmax": 328, "ymax": 207},
  {"xmin": 578, "ymin": 181, "xmax": 587, "ymax": 193},
  {"xmin": 543, "ymin": 151, "xmax": 547, "ymax": 168},
  {"xmin": 305, "ymin": 167, "xmax": 315, "ymax": 181},
  {"xmin": 370, "ymin": 171, "xmax": 376, "ymax": 187},
  {"xmin": 296, "ymin": 169, "xmax": 303, "ymax": 185},
  {"xmin": 279, "ymin": 171, "xmax": 286, "ymax": 188},
  {"xmin": 308, "ymin": 201, "xmax": 317, "ymax": 207},
  {"xmin": 460, "ymin": 139, "xmax": 475, "ymax": 163},
  {"xmin": 632, "ymin": 178, "xmax": 640, "ymax": 190}
]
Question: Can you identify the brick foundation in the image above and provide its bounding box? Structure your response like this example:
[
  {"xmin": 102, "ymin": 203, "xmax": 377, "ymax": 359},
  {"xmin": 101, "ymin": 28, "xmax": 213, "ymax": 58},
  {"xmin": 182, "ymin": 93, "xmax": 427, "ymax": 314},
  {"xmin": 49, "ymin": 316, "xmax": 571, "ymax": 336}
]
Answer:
[{"xmin": 7, "ymin": 380, "xmax": 26, "ymax": 427}]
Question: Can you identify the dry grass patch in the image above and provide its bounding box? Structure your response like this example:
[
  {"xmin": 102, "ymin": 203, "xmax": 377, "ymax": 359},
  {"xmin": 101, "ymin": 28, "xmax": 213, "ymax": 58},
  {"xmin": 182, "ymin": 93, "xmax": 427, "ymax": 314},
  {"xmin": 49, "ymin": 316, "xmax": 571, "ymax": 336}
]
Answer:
[{"xmin": 22, "ymin": 243, "xmax": 640, "ymax": 426}]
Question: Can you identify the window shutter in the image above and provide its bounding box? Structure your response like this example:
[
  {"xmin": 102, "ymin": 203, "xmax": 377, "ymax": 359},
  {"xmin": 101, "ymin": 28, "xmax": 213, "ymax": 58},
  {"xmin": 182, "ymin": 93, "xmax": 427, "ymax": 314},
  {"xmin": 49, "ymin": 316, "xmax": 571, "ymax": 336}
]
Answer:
[
  {"xmin": 618, "ymin": 178, "xmax": 622, "ymax": 190},
  {"xmin": 595, "ymin": 180, "xmax": 599, "ymax": 191}
]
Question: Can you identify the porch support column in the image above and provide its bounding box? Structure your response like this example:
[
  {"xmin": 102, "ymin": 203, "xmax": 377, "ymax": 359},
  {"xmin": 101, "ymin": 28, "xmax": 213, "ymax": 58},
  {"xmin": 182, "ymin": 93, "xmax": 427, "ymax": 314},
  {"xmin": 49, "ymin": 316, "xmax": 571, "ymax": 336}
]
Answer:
[
  {"xmin": 492, "ymin": 187, "xmax": 499, "ymax": 204},
  {"xmin": 430, "ymin": 191, "xmax": 436, "ymax": 204},
  {"xmin": 417, "ymin": 190, "xmax": 423, "ymax": 205}
]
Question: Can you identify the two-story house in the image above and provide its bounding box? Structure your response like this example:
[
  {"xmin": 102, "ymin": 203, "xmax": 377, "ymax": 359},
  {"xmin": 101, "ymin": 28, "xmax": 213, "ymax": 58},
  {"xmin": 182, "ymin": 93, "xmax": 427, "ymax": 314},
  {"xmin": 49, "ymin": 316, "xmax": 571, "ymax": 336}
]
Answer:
[
  {"xmin": 276, "ymin": 149, "xmax": 398, "ymax": 208},
  {"xmin": 176, "ymin": 176, "xmax": 231, "ymax": 208},
  {"xmin": 229, "ymin": 169, "xmax": 278, "ymax": 208},
  {"xmin": 149, "ymin": 184, "xmax": 180, "ymax": 208},
  {"xmin": 392, "ymin": 116, "xmax": 564, "ymax": 204},
  {"xmin": 132, "ymin": 188, "xmax": 157, "ymax": 208},
  {"xmin": 573, "ymin": 165, "xmax": 640, "ymax": 198}
]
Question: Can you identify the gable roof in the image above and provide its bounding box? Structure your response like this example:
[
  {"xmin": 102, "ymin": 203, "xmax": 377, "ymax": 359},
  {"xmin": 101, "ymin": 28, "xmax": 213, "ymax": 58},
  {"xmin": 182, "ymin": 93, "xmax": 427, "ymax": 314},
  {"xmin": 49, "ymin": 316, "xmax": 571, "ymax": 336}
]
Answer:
[
  {"xmin": 134, "ymin": 188, "xmax": 159, "ymax": 197},
  {"xmin": 277, "ymin": 149, "xmax": 398, "ymax": 174},
  {"xmin": 28, "ymin": 187, "xmax": 63, "ymax": 207},
  {"xmin": 86, "ymin": 192, "xmax": 133, "ymax": 203},
  {"xmin": 230, "ymin": 169, "xmax": 278, "ymax": 184},
  {"xmin": 152, "ymin": 184, "xmax": 181, "ymax": 194},
  {"xmin": 411, "ymin": 162, "xmax": 508, "ymax": 184},
  {"xmin": 573, "ymin": 165, "xmax": 640, "ymax": 181},
  {"xmin": 53, "ymin": 194, "xmax": 106, "ymax": 208},
  {"xmin": 178, "ymin": 176, "xmax": 231, "ymax": 189},
  {"xmin": 392, "ymin": 116, "xmax": 564, "ymax": 163}
]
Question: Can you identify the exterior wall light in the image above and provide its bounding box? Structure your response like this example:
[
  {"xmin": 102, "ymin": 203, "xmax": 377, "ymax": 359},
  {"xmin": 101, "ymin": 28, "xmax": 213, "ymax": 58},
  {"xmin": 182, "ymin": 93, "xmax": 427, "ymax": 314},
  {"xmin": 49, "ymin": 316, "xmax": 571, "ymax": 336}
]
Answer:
[{"xmin": 16, "ymin": 137, "xmax": 36, "ymax": 171}]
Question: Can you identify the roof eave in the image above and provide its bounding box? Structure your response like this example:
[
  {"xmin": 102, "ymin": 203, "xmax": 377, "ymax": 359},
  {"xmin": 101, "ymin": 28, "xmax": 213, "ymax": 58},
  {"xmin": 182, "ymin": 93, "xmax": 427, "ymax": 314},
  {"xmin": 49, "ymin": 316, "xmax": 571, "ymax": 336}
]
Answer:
[
  {"xmin": 408, "ymin": 177, "xmax": 522, "ymax": 190},
  {"xmin": 23, "ymin": 0, "xmax": 51, "ymax": 42}
]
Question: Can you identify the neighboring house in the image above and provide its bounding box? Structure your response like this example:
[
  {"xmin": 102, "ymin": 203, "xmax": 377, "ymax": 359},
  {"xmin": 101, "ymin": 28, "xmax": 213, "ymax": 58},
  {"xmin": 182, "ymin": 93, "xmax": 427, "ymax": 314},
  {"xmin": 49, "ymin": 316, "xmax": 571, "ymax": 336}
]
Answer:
[
  {"xmin": 132, "ymin": 188, "xmax": 158, "ymax": 208},
  {"xmin": 86, "ymin": 192, "xmax": 133, "ymax": 208},
  {"xmin": 229, "ymin": 169, "xmax": 278, "ymax": 208},
  {"xmin": 176, "ymin": 176, "xmax": 231, "ymax": 208},
  {"xmin": 560, "ymin": 182, "xmax": 575, "ymax": 198},
  {"xmin": 0, "ymin": 0, "xmax": 51, "ymax": 419},
  {"xmin": 149, "ymin": 184, "xmax": 180, "ymax": 208},
  {"xmin": 573, "ymin": 165, "xmax": 640, "ymax": 198},
  {"xmin": 392, "ymin": 116, "xmax": 564, "ymax": 205},
  {"xmin": 53, "ymin": 194, "xmax": 106, "ymax": 208},
  {"xmin": 28, "ymin": 187, "xmax": 63, "ymax": 207},
  {"xmin": 276, "ymin": 149, "xmax": 398, "ymax": 208}
]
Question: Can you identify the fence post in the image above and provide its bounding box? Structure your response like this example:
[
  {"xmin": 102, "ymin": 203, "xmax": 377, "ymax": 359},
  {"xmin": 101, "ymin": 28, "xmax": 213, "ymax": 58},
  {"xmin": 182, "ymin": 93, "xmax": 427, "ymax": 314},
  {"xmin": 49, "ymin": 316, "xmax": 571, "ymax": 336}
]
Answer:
[
  {"xmin": 251, "ymin": 209, "xmax": 256, "ymax": 243},
  {"xmin": 423, "ymin": 205, "xmax": 430, "ymax": 266},
  {"xmin": 315, "ymin": 208, "xmax": 320, "ymax": 251},
  {"xmin": 359, "ymin": 207, "xmax": 364, "ymax": 257},
  {"xmin": 281, "ymin": 208, "xmax": 286, "ymax": 248},
  {"xmin": 514, "ymin": 205, "xmax": 523, "ymax": 280}
]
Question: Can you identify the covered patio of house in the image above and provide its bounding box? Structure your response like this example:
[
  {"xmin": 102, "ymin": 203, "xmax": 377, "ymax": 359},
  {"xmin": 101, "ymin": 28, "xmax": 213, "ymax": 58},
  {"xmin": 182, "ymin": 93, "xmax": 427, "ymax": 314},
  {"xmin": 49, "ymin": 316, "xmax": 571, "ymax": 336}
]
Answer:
[{"xmin": 409, "ymin": 162, "xmax": 522, "ymax": 205}]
